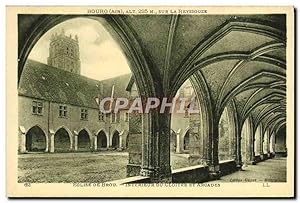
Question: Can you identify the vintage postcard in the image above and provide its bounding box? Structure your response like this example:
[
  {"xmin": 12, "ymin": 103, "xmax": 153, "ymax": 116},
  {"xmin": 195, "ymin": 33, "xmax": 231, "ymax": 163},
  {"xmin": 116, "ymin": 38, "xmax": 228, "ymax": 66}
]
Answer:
[{"xmin": 6, "ymin": 6, "xmax": 294, "ymax": 198}]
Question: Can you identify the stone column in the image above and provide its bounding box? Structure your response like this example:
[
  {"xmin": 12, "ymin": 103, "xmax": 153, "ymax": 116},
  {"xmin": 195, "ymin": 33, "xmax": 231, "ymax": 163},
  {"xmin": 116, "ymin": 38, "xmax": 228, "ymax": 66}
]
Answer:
[
  {"xmin": 249, "ymin": 124, "xmax": 255, "ymax": 164},
  {"xmin": 270, "ymin": 132, "xmax": 275, "ymax": 157},
  {"xmin": 45, "ymin": 135, "xmax": 49, "ymax": 152},
  {"xmin": 74, "ymin": 135, "xmax": 78, "ymax": 151},
  {"xmin": 108, "ymin": 129, "xmax": 112, "ymax": 148},
  {"xmin": 70, "ymin": 135, "xmax": 73, "ymax": 151},
  {"xmin": 259, "ymin": 125, "xmax": 264, "ymax": 160},
  {"xmin": 127, "ymin": 113, "xmax": 143, "ymax": 177},
  {"xmin": 19, "ymin": 127, "xmax": 26, "ymax": 153},
  {"xmin": 207, "ymin": 120, "xmax": 220, "ymax": 179},
  {"xmin": 265, "ymin": 129, "xmax": 271, "ymax": 158},
  {"xmin": 242, "ymin": 118, "xmax": 255, "ymax": 165},
  {"xmin": 19, "ymin": 132, "xmax": 26, "ymax": 153},
  {"xmin": 140, "ymin": 112, "xmax": 172, "ymax": 182},
  {"xmin": 106, "ymin": 135, "xmax": 110, "ymax": 149},
  {"xmin": 119, "ymin": 135, "xmax": 123, "ymax": 149},
  {"xmin": 188, "ymin": 114, "xmax": 206, "ymax": 166},
  {"xmin": 49, "ymin": 130, "xmax": 55, "ymax": 153},
  {"xmin": 235, "ymin": 129, "xmax": 242, "ymax": 169},
  {"xmin": 229, "ymin": 126, "xmax": 237, "ymax": 162},
  {"xmin": 175, "ymin": 132, "xmax": 181, "ymax": 153},
  {"xmin": 94, "ymin": 135, "xmax": 97, "ymax": 151}
]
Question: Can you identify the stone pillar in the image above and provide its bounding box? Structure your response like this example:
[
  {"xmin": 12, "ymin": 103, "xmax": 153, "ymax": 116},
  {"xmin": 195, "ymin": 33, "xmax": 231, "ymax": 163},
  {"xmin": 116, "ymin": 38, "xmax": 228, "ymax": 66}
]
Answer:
[
  {"xmin": 49, "ymin": 130, "xmax": 55, "ymax": 153},
  {"xmin": 267, "ymin": 131, "xmax": 270, "ymax": 154},
  {"xmin": 188, "ymin": 114, "xmax": 206, "ymax": 166},
  {"xmin": 94, "ymin": 135, "xmax": 97, "ymax": 151},
  {"xmin": 20, "ymin": 133, "xmax": 26, "ymax": 153},
  {"xmin": 229, "ymin": 126, "xmax": 237, "ymax": 162},
  {"xmin": 74, "ymin": 135, "xmax": 78, "ymax": 151},
  {"xmin": 140, "ymin": 112, "xmax": 172, "ymax": 182},
  {"xmin": 270, "ymin": 132, "xmax": 275, "ymax": 157},
  {"xmin": 249, "ymin": 124, "xmax": 255, "ymax": 164},
  {"xmin": 119, "ymin": 135, "xmax": 123, "ymax": 149},
  {"xmin": 264, "ymin": 129, "xmax": 271, "ymax": 157},
  {"xmin": 106, "ymin": 134, "xmax": 110, "ymax": 149},
  {"xmin": 45, "ymin": 135, "xmax": 49, "ymax": 152},
  {"xmin": 70, "ymin": 137, "xmax": 73, "ymax": 151},
  {"xmin": 108, "ymin": 129, "xmax": 112, "ymax": 148},
  {"xmin": 207, "ymin": 120, "xmax": 220, "ymax": 179},
  {"xmin": 240, "ymin": 123, "xmax": 248, "ymax": 165},
  {"xmin": 19, "ymin": 126, "xmax": 26, "ymax": 153},
  {"xmin": 175, "ymin": 132, "xmax": 181, "ymax": 153},
  {"xmin": 259, "ymin": 125, "xmax": 264, "ymax": 160},
  {"xmin": 242, "ymin": 118, "xmax": 255, "ymax": 165},
  {"xmin": 235, "ymin": 128, "xmax": 242, "ymax": 168},
  {"xmin": 127, "ymin": 113, "xmax": 143, "ymax": 177}
]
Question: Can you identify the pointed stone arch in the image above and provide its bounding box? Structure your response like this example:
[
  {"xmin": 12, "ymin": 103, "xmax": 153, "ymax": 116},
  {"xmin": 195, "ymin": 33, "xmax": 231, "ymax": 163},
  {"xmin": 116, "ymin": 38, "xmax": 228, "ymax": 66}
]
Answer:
[
  {"xmin": 96, "ymin": 129, "xmax": 109, "ymax": 150},
  {"xmin": 54, "ymin": 126, "xmax": 73, "ymax": 152},
  {"xmin": 111, "ymin": 130, "xmax": 120, "ymax": 149},
  {"xmin": 25, "ymin": 125, "xmax": 48, "ymax": 152},
  {"xmin": 77, "ymin": 128, "xmax": 92, "ymax": 151}
]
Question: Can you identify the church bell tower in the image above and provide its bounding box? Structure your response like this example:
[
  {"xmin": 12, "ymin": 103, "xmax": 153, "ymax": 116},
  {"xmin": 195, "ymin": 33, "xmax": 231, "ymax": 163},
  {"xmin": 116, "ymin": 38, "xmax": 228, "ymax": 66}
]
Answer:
[{"xmin": 47, "ymin": 29, "xmax": 81, "ymax": 74}]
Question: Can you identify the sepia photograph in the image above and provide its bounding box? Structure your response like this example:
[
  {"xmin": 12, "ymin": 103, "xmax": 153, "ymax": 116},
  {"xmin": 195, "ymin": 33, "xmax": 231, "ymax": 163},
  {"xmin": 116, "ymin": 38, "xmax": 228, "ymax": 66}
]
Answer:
[{"xmin": 6, "ymin": 6, "xmax": 294, "ymax": 198}]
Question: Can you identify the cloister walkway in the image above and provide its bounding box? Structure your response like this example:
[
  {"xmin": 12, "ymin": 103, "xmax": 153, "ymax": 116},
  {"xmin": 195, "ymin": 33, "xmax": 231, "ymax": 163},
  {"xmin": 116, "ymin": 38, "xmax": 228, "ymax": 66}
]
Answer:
[{"xmin": 211, "ymin": 157, "xmax": 287, "ymax": 183}]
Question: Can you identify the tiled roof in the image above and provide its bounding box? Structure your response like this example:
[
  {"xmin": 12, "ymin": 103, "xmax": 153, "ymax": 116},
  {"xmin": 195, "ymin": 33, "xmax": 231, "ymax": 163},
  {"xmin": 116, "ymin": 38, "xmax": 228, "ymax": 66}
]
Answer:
[
  {"xmin": 19, "ymin": 59, "xmax": 103, "ymax": 109},
  {"xmin": 101, "ymin": 73, "xmax": 132, "ymax": 99}
]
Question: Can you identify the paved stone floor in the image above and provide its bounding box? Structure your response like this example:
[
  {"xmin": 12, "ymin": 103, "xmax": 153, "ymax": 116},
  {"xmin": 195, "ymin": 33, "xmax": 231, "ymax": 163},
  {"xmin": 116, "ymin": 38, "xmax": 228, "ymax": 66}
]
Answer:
[{"xmin": 211, "ymin": 157, "xmax": 287, "ymax": 183}]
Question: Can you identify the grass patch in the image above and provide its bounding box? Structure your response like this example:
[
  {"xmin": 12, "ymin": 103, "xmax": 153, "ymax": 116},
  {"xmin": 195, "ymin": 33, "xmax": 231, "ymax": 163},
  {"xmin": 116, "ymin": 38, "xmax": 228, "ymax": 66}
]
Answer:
[{"xmin": 19, "ymin": 152, "xmax": 190, "ymax": 183}]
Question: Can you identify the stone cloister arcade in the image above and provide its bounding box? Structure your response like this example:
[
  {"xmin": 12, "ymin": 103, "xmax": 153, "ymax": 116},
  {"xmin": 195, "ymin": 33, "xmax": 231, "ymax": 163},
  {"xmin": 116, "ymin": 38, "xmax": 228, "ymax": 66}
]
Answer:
[{"xmin": 18, "ymin": 14, "xmax": 287, "ymax": 183}]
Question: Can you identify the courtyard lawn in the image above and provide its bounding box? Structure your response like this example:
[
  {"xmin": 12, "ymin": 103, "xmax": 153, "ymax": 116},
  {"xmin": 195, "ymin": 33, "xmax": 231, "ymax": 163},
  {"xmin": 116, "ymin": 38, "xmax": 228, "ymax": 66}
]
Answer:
[{"xmin": 18, "ymin": 151, "xmax": 190, "ymax": 183}]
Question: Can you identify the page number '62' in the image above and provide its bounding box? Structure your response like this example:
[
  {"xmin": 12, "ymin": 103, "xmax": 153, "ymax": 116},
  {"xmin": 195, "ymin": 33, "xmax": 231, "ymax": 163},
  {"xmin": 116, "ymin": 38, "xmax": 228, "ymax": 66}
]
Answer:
[{"xmin": 24, "ymin": 183, "xmax": 31, "ymax": 187}]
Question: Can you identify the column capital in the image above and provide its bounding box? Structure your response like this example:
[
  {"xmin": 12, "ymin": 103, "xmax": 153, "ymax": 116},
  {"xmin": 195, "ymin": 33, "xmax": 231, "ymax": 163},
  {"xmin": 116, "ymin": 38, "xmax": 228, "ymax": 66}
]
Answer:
[
  {"xmin": 49, "ymin": 129, "xmax": 55, "ymax": 135},
  {"xmin": 19, "ymin": 126, "xmax": 26, "ymax": 134}
]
